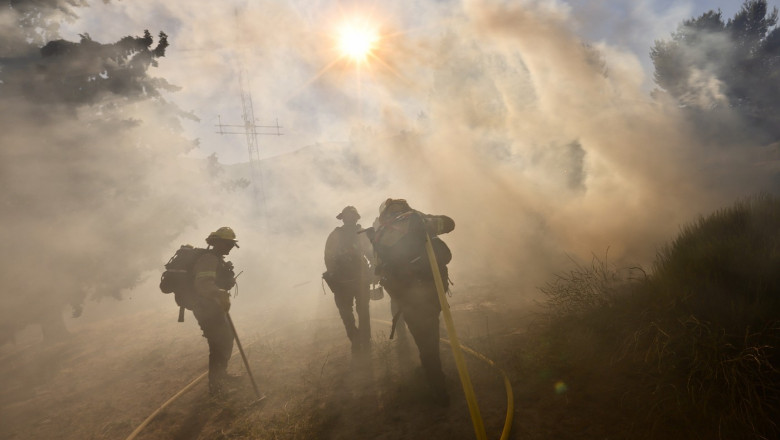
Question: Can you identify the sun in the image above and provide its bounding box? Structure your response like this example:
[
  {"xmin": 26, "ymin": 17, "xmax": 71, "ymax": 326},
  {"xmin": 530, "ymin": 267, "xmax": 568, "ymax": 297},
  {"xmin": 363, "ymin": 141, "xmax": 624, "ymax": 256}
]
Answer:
[
  {"xmin": 336, "ymin": 20, "xmax": 378, "ymax": 63},
  {"xmin": 290, "ymin": 12, "xmax": 403, "ymax": 99}
]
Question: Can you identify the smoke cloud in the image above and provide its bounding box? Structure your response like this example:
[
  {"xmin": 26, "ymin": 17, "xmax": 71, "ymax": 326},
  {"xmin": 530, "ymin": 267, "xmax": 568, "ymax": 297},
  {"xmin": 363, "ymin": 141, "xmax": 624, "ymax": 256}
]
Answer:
[{"xmin": 2, "ymin": 0, "xmax": 779, "ymax": 339}]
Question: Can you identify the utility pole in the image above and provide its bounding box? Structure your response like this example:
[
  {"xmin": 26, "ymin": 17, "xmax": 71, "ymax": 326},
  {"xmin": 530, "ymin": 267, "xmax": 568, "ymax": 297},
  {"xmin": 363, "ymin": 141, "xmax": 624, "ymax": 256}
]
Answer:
[{"xmin": 216, "ymin": 69, "xmax": 283, "ymax": 212}]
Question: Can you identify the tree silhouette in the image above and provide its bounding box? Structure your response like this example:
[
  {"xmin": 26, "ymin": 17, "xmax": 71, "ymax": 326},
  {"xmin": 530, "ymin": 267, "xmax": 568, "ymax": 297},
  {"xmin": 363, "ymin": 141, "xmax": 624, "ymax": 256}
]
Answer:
[
  {"xmin": 651, "ymin": 0, "xmax": 780, "ymax": 141},
  {"xmin": 27, "ymin": 30, "xmax": 175, "ymax": 103},
  {"xmin": 0, "ymin": 4, "xmax": 210, "ymax": 343},
  {"xmin": 1, "ymin": 0, "xmax": 86, "ymax": 54}
]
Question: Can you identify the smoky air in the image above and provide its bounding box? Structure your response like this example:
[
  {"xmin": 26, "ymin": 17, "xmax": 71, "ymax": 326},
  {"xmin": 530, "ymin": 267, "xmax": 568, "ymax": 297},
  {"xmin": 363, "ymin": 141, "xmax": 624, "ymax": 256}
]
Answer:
[{"xmin": 2, "ymin": 1, "xmax": 779, "ymax": 439}]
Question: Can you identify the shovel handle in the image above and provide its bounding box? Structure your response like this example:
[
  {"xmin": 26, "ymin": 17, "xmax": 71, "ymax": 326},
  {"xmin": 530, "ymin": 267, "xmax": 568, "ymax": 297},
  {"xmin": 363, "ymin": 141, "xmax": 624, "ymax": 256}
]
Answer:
[{"xmin": 226, "ymin": 313, "xmax": 263, "ymax": 399}]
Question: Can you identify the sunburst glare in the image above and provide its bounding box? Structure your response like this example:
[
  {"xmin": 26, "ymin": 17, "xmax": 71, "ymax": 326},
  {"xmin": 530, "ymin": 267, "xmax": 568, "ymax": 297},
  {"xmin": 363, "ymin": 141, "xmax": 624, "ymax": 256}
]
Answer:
[{"xmin": 336, "ymin": 19, "xmax": 378, "ymax": 64}]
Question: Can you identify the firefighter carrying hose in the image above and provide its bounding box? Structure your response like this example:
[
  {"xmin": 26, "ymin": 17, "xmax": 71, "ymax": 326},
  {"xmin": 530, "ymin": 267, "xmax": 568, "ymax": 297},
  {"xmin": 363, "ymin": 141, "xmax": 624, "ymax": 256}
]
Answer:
[{"xmin": 368, "ymin": 198, "xmax": 455, "ymax": 406}]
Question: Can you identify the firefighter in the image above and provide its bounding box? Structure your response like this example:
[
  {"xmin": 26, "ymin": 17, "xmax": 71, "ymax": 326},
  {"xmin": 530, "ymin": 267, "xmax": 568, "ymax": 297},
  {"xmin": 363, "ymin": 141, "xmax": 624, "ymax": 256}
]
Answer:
[
  {"xmin": 323, "ymin": 206, "xmax": 375, "ymax": 354},
  {"xmin": 370, "ymin": 198, "xmax": 454, "ymax": 405},
  {"xmin": 192, "ymin": 226, "xmax": 239, "ymax": 396}
]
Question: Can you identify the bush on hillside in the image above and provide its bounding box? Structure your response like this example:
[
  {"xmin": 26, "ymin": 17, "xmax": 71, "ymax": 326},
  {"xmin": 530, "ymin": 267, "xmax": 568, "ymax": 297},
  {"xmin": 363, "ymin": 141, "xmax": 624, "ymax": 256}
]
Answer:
[
  {"xmin": 540, "ymin": 251, "xmax": 646, "ymax": 318},
  {"xmin": 541, "ymin": 195, "xmax": 780, "ymax": 438}
]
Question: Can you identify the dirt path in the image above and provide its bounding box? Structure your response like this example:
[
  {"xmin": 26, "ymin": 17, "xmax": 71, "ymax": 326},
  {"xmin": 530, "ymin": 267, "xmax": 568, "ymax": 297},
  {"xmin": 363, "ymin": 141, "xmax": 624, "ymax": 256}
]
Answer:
[{"xmin": 0, "ymin": 294, "xmax": 526, "ymax": 440}]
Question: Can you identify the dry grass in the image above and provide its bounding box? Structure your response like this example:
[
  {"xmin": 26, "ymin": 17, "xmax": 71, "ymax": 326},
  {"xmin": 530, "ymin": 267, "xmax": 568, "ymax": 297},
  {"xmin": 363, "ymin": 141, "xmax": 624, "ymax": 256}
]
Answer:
[
  {"xmin": 539, "ymin": 250, "xmax": 646, "ymax": 317},
  {"xmin": 5, "ymin": 196, "xmax": 780, "ymax": 439},
  {"xmin": 532, "ymin": 195, "xmax": 780, "ymax": 439}
]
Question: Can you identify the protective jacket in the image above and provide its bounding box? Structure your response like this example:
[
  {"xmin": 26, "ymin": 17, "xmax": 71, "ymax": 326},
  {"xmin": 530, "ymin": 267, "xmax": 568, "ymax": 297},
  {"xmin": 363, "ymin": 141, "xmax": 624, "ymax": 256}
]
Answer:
[
  {"xmin": 372, "ymin": 208, "xmax": 454, "ymax": 402},
  {"xmin": 192, "ymin": 251, "xmax": 235, "ymax": 300},
  {"xmin": 372, "ymin": 210, "xmax": 454, "ymax": 287},
  {"xmin": 324, "ymin": 223, "xmax": 374, "ymax": 282},
  {"xmin": 190, "ymin": 250, "xmax": 236, "ymax": 395}
]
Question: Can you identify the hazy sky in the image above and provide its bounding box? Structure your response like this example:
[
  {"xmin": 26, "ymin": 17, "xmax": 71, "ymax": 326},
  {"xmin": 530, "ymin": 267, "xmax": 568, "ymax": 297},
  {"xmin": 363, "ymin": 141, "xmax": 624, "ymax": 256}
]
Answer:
[
  {"xmin": 4, "ymin": 4, "xmax": 779, "ymax": 434},
  {"xmin": 22, "ymin": 0, "xmax": 779, "ymax": 308},
  {"xmin": 57, "ymin": 0, "xmax": 779, "ymax": 165}
]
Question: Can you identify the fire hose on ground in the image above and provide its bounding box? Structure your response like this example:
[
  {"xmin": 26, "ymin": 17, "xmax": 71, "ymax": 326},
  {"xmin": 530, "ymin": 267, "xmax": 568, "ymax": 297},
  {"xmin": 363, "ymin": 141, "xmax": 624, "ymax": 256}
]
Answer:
[
  {"xmin": 375, "ymin": 231, "xmax": 515, "ymax": 440},
  {"xmin": 125, "ymin": 318, "xmax": 515, "ymax": 440},
  {"xmin": 125, "ymin": 237, "xmax": 515, "ymax": 440}
]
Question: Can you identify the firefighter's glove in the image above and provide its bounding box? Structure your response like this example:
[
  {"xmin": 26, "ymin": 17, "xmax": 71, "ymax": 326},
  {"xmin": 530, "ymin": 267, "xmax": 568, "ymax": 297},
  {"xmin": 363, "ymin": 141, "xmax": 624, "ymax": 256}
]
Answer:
[
  {"xmin": 223, "ymin": 262, "xmax": 236, "ymax": 289},
  {"xmin": 216, "ymin": 289, "xmax": 231, "ymax": 312},
  {"xmin": 223, "ymin": 274, "xmax": 236, "ymax": 290}
]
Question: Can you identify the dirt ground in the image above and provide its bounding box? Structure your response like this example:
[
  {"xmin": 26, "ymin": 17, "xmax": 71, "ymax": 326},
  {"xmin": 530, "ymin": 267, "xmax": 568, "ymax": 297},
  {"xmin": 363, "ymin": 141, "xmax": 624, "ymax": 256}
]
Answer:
[{"xmin": 0, "ymin": 286, "xmax": 544, "ymax": 440}]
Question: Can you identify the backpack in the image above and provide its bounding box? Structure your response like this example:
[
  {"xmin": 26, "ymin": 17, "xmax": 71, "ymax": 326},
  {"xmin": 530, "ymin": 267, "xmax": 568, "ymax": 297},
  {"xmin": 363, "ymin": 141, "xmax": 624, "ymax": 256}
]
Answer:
[
  {"xmin": 159, "ymin": 245, "xmax": 208, "ymax": 311},
  {"xmin": 374, "ymin": 212, "xmax": 452, "ymax": 288},
  {"xmin": 428, "ymin": 236, "xmax": 452, "ymax": 289},
  {"xmin": 430, "ymin": 236, "xmax": 452, "ymax": 266}
]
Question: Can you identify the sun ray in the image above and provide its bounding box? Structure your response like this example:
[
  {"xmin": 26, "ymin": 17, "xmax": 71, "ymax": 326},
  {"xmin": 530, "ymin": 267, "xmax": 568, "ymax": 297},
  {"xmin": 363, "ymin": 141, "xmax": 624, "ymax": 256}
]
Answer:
[
  {"xmin": 286, "ymin": 57, "xmax": 344, "ymax": 102},
  {"xmin": 366, "ymin": 52, "xmax": 404, "ymax": 81},
  {"xmin": 287, "ymin": 9, "xmax": 444, "ymax": 104}
]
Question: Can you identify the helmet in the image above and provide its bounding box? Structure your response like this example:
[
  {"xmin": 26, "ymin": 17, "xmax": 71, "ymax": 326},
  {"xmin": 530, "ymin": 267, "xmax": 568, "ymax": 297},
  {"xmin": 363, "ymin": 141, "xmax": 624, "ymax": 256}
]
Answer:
[
  {"xmin": 379, "ymin": 198, "xmax": 410, "ymax": 218},
  {"xmin": 336, "ymin": 205, "xmax": 360, "ymax": 220},
  {"xmin": 207, "ymin": 226, "xmax": 239, "ymax": 247}
]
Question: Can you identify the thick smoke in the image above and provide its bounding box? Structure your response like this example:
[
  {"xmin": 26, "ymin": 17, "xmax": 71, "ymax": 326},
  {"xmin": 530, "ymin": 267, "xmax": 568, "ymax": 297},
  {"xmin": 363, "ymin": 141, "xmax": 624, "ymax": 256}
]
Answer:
[
  {"xmin": 0, "ymin": 5, "xmax": 246, "ymax": 340},
  {"xmin": 219, "ymin": 0, "xmax": 780, "ymax": 307},
  {"xmin": 3, "ymin": 0, "xmax": 780, "ymax": 341}
]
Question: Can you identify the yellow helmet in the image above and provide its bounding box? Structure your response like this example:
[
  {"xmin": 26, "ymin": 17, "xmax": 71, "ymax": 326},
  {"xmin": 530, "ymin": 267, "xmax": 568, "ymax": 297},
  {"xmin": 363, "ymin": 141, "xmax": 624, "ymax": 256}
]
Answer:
[{"xmin": 207, "ymin": 226, "xmax": 239, "ymax": 247}]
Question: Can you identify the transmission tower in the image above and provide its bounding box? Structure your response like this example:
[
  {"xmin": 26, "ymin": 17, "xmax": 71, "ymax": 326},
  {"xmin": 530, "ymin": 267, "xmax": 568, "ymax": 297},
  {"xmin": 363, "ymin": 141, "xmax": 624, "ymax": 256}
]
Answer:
[{"xmin": 216, "ymin": 69, "xmax": 283, "ymax": 211}]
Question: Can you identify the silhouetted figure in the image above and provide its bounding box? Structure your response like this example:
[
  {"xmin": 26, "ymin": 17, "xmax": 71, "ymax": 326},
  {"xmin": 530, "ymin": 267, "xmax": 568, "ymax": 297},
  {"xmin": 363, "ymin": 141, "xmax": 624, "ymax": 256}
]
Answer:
[
  {"xmin": 370, "ymin": 198, "xmax": 454, "ymax": 406},
  {"xmin": 191, "ymin": 227, "xmax": 239, "ymax": 397},
  {"xmin": 324, "ymin": 206, "xmax": 375, "ymax": 354}
]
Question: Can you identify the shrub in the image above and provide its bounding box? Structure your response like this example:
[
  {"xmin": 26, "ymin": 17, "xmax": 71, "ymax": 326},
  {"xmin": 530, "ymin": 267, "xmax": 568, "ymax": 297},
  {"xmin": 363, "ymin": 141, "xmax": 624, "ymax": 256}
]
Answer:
[{"xmin": 541, "ymin": 195, "xmax": 780, "ymax": 438}]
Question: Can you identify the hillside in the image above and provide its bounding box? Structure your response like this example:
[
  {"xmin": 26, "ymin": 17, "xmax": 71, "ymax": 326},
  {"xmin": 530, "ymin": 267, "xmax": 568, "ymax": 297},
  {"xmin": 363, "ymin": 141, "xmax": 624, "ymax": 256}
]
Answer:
[{"xmin": 2, "ymin": 196, "xmax": 779, "ymax": 439}]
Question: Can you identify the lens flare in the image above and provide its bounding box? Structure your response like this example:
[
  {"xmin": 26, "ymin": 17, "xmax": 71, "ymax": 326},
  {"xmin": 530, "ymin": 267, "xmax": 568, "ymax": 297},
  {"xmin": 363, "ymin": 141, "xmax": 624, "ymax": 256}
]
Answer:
[
  {"xmin": 290, "ymin": 11, "xmax": 403, "ymax": 100},
  {"xmin": 337, "ymin": 20, "xmax": 378, "ymax": 63}
]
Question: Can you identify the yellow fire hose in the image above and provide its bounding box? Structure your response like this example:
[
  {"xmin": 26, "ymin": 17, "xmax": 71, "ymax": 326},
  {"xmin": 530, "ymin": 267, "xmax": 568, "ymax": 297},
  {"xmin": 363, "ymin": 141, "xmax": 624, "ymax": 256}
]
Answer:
[
  {"xmin": 127, "ymin": 317, "xmax": 514, "ymax": 440},
  {"xmin": 441, "ymin": 338, "xmax": 515, "ymax": 440},
  {"xmin": 127, "ymin": 319, "xmax": 514, "ymax": 440},
  {"xmin": 424, "ymin": 233, "xmax": 488, "ymax": 440},
  {"xmin": 124, "ymin": 371, "xmax": 208, "ymax": 440},
  {"xmin": 374, "ymin": 315, "xmax": 516, "ymax": 440},
  {"xmin": 127, "ymin": 234, "xmax": 514, "ymax": 440}
]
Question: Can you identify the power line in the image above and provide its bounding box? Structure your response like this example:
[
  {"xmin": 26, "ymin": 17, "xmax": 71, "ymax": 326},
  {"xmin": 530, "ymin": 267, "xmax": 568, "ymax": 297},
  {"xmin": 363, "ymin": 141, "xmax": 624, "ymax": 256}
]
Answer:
[
  {"xmin": 215, "ymin": 68, "xmax": 283, "ymax": 212},
  {"xmin": 214, "ymin": 4, "xmax": 285, "ymax": 214}
]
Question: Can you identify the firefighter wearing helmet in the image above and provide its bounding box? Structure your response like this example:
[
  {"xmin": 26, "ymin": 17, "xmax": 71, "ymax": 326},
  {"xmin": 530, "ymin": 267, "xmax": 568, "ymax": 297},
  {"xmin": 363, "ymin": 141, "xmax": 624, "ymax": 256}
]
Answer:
[
  {"xmin": 323, "ymin": 206, "xmax": 376, "ymax": 354},
  {"xmin": 192, "ymin": 226, "xmax": 240, "ymax": 396},
  {"xmin": 370, "ymin": 198, "xmax": 455, "ymax": 406}
]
